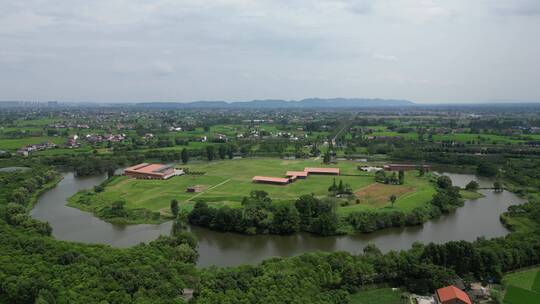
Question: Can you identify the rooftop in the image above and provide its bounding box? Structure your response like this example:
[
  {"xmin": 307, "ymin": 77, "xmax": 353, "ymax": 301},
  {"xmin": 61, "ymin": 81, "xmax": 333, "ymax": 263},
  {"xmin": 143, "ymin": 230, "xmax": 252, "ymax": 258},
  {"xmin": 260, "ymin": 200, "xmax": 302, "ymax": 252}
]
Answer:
[
  {"xmin": 252, "ymin": 176, "xmax": 291, "ymax": 183},
  {"xmin": 437, "ymin": 285, "xmax": 472, "ymax": 304},
  {"xmin": 304, "ymin": 167, "xmax": 340, "ymax": 174},
  {"xmin": 286, "ymin": 171, "xmax": 309, "ymax": 177},
  {"xmin": 125, "ymin": 163, "xmax": 172, "ymax": 174}
]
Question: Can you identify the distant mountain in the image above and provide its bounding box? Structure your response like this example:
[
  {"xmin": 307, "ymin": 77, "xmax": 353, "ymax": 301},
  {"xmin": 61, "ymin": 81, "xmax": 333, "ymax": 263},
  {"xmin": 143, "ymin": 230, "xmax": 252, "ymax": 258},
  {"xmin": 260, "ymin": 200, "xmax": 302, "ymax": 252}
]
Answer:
[{"xmin": 137, "ymin": 98, "xmax": 415, "ymax": 109}]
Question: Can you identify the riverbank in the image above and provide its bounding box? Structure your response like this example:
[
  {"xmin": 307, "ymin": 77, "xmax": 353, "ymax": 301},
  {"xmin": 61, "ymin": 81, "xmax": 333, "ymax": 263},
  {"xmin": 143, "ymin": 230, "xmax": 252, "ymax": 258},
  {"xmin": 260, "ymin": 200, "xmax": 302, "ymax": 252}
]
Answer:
[
  {"xmin": 65, "ymin": 165, "xmax": 487, "ymax": 236},
  {"xmin": 30, "ymin": 171, "xmax": 523, "ymax": 267},
  {"xmin": 26, "ymin": 174, "xmax": 63, "ymax": 211}
]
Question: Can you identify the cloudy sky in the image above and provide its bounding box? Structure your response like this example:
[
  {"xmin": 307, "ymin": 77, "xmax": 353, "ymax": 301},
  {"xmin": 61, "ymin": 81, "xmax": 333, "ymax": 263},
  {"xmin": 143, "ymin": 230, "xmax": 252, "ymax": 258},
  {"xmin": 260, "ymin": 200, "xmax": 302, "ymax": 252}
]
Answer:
[{"xmin": 1, "ymin": 0, "xmax": 539, "ymax": 103}]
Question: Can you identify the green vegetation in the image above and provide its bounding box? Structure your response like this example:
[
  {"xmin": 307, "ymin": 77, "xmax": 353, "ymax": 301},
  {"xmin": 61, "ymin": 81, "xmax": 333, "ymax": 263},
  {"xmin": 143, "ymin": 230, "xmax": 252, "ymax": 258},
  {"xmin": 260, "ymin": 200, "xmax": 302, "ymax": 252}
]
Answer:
[
  {"xmin": 459, "ymin": 190, "xmax": 485, "ymax": 200},
  {"xmin": 3, "ymin": 104, "xmax": 540, "ymax": 303},
  {"xmin": 503, "ymin": 267, "xmax": 540, "ymax": 291},
  {"xmin": 503, "ymin": 269, "xmax": 540, "ymax": 304},
  {"xmin": 68, "ymin": 159, "xmax": 437, "ymax": 228},
  {"xmin": 350, "ymin": 288, "xmax": 407, "ymax": 304},
  {"xmin": 0, "ymin": 136, "xmax": 66, "ymax": 151}
]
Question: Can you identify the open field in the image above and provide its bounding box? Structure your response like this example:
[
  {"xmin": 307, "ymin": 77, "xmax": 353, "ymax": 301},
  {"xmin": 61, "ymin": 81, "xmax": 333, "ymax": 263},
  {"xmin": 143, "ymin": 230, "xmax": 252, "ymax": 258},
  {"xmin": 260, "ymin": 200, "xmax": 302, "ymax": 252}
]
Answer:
[
  {"xmin": 503, "ymin": 267, "xmax": 540, "ymax": 291},
  {"xmin": 70, "ymin": 158, "xmax": 436, "ymax": 217},
  {"xmin": 349, "ymin": 288, "xmax": 406, "ymax": 304},
  {"xmin": 0, "ymin": 136, "xmax": 66, "ymax": 151},
  {"xmin": 503, "ymin": 267, "xmax": 540, "ymax": 304}
]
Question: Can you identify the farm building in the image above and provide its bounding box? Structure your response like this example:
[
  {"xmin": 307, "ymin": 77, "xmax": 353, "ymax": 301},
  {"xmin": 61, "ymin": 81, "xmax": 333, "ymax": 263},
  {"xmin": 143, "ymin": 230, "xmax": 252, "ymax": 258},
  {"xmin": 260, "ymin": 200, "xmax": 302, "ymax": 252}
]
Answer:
[
  {"xmin": 286, "ymin": 171, "xmax": 309, "ymax": 179},
  {"xmin": 304, "ymin": 167, "xmax": 340, "ymax": 175},
  {"xmin": 436, "ymin": 285, "xmax": 472, "ymax": 304},
  {"xmin": 252, "ymin": 176, "xmax": 291, "ymax": 185},
  {"xmin": 124, "ymin": 163, "xmax": 179, "ymax": 180},
  {"xmin": 383, "ymin": 164, "xmax": 431, "ymax": 172}
]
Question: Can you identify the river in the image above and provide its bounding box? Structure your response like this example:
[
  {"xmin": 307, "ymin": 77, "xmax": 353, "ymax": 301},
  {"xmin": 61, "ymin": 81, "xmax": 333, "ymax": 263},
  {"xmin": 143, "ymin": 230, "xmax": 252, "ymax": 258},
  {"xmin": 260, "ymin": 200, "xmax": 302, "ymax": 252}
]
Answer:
[{"xmin": 30, "ymin": 172, "xmax": 524, "ymax": 267}]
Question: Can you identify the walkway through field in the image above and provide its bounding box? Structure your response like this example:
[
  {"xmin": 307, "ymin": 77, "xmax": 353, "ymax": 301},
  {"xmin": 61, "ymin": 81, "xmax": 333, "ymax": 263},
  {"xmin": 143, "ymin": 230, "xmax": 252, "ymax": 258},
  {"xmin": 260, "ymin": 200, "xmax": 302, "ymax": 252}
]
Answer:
[{"xmin": 186, "ymin": 178, "xmax": 232, "ymax": 202}]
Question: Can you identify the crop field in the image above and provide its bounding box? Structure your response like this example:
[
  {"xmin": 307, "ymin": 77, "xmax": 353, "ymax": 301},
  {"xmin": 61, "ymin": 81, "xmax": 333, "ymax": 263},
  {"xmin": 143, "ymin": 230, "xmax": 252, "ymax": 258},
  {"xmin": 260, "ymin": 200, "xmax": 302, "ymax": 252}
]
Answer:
[
  {"xmin": 503, "ymin": 267, "xmax": 540, "ymax": 304},
  {"xmin": 0, "ymin": 136, "xmax": 66, "ymax": 151},
  {"xmin": 71, "ymin": 158, "xmax": 436, "ymax": 215}
]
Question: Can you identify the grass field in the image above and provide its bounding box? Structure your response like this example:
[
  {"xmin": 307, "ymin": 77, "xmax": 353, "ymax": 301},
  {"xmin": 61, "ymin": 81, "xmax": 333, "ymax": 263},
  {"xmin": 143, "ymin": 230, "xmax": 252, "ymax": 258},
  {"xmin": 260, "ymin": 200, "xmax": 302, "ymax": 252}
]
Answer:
[
  {"xmin": 70, "ymin": 158, "xmax": 436, "ymax": 217},
  {"xmin": 349, "ymin": 288, "xmax": 406, "ymax": 304},
  {"xmin": 503, "ymin": 267, "xmax": 540, "ymax": 304},
  {"xmin": 0, "ymin": 136, "xmax": 66, "ymax": 151}
]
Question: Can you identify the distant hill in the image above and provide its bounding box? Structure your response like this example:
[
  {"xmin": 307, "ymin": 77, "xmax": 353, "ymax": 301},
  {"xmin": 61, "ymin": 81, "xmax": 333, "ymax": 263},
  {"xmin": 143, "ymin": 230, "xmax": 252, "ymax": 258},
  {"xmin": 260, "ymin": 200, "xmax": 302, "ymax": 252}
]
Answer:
[{"xmin": 137, "ymin": 98, "xmax": 415, "ymax": 109}]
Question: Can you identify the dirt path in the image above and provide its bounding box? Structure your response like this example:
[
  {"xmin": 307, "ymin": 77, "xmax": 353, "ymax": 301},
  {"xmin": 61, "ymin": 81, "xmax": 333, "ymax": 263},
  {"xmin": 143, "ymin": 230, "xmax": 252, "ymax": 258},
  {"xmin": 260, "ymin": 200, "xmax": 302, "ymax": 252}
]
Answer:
[{"xmin": 186, "ymin": 178, "xmax": 232, "ymax": 202}]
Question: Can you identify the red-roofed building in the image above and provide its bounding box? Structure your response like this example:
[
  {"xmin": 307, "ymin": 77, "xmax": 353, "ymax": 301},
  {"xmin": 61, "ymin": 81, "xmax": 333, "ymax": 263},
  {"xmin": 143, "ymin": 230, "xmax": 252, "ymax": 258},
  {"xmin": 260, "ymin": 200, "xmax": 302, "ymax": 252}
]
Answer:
[
  {"xmin": 436, "ymin": 286, "xmax": 472, "ymax": 304},
  {"xmin": 252, "ymin": 176, "xmax": 291, "ymax": 185},
  {"xmin": 286, "ymin": 171, "xmax": 309, "ymax": 179},
  {"xmin": 304, "ymin": 167, "xmax": 340, "ymax": 175},
  {"xmin": 125, "ymin": 163, "xmax": 176, "ymax": 180}
]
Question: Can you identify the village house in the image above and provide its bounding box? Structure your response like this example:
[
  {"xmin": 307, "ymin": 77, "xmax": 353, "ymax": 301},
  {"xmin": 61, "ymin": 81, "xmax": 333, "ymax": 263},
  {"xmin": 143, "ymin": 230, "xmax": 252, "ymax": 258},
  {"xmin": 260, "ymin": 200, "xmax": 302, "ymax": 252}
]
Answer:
[
  {"xmin": 17, "ymin": 142, "xmax": 57, "ymax": 156},
  {"xmin": 436, "ymin": 285, "xmax": 472, "ymax": 304}
]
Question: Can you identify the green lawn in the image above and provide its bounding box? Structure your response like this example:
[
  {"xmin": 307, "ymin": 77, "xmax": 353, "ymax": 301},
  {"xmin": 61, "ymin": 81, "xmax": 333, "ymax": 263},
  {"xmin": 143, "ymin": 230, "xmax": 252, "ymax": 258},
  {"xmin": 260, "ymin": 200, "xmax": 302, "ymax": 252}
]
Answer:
[
  {"xmin": 503, "ymin": 267, "xmax": 540, "ymax": 304},
  {"xmin": 350, "ymin": 288, "xmax": 406, "ymax": 304},
  {"xmin": 70, "ymin": 158, "xmax": 436, "ymax": 218},
  {"xmin": 503, "ymin": 267, "xmax": 540, "ymax": 291}
]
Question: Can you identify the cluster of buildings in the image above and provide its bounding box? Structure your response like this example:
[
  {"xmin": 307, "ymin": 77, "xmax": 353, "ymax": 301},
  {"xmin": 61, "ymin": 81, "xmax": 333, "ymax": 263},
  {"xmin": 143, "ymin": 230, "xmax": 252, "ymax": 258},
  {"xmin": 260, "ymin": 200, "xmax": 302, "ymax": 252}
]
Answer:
[
  {"xmin": 85, "ymin": 133, "xmax": 126, "ymax": 144},
  {"xmin": 124, "ymin": 163, "xmax": 183, "ymax": 180},
  {"xmin": 252, "ymin": 167, "xmax": 340, "ymax": 185},
  {"xmin": 384, "ymin": 164, "xmax": 432, "ymax": 172},
  {"xmin": 66, "ymin": 135, "xmax": 80, "ymax": 148},
  {"xmin": 414, "ymin": 284, "xmax": 490, "ymax": 304},
  {"xmin": 358, "ymin": 164, "xmax": 432, "ymax": 173},
  {"xmin": 17, "ymin": 142, "xmax": 57, "ymax": 156},
  {"xmin": 48, "ymin": 123, "xmax": 90, "ymax": 129}
]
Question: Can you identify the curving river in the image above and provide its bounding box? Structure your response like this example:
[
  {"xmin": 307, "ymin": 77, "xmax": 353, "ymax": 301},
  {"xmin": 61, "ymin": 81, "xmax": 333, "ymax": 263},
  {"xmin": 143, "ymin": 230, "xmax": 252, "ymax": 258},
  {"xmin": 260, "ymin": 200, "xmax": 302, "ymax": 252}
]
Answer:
[{"xmin": 30, "ymin": 172, "xmax": 524, "ymax": 267}]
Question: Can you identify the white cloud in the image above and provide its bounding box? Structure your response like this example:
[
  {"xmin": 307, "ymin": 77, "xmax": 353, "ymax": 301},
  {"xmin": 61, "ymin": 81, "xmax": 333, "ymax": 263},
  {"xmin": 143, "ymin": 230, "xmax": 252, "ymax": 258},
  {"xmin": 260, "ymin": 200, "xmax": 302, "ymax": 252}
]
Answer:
[{"xmin": 0, "ymin": 0, "xmax": 538, "ymax": 102}]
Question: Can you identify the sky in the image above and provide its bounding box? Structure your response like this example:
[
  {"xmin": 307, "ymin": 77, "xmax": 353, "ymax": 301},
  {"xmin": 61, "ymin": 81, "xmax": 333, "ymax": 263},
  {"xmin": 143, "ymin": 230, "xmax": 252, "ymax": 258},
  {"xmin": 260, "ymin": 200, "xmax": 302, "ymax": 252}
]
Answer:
[{"xmin": 1, "ymin": 0, "xmax": 539, "ymax": 103}]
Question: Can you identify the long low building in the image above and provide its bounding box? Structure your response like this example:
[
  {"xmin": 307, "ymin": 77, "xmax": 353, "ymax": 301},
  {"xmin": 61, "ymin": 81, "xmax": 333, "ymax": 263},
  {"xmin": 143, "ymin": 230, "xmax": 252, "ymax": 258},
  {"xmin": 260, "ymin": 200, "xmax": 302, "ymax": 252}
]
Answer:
[
  {"xmin": 304, "ymin": 167, "xmax": 340, "ymax": 175},
  {"xmin": 252, "ymin": 176, "xmax": 291, "ymax": 185},
  {"xmin": 124, "ymin": 163, "xmax": 177, "ymax": 180},
  {"xmin": 286, "ymin": 171, "xmax": 309, "ymax": 178}
]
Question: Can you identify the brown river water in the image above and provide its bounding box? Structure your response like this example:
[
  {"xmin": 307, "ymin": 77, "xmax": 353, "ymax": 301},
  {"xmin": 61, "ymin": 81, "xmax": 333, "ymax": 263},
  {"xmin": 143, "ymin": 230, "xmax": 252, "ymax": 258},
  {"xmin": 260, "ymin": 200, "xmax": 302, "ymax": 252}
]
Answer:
[{"xmin": 30, "ymin": 172, "xmax": 523, "ymax": 267}]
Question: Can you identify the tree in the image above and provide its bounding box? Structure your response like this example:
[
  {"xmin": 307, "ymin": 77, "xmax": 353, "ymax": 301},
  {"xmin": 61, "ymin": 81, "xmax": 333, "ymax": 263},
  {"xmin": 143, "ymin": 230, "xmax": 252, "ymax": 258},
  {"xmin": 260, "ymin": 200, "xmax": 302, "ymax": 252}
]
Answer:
[
  {"xmin": 323, "ymin": 151, "xmax": 331, "ymax": 164},
  {"xmin": 11, "ymin": 187, "xmax": 29, "ymax": 205},
  {"xmin": 465, "ymin": 180, "xmax": 479, "ymax": 191},
  {"xmin": 436, "ymin": 175, "xmax": 453, "ymax": 189},
  {"xmin": 206, "ymin": 145, "xmax": 215, "ymax": 161},
  {"xmin": 494, "ymin": 181, "xmax": 503, "ymax": 192},
  {"xmin": 477, "ymin": 163, "xmax": 498, "ymax": 177},
  {"xmin": 181, "ymin": 148, "xmax": 189, "ymax": 164},
  {"xmin": 218, "ymin": 145, "xmax": 227, "ymax": 159},
  {"xmin": 337, "ymin": 180, "xmax": 344, "ymax": 194},
  {"xmin": 328, "ymin": 178, "xmax": 337, "ymax": 194},
  {"xmin": 375, "ymin": 170, "xmax": 387, "ymax": 183},
  {"xmin": 107, "ymin": 167, "xmax": 116, "ymax": 179},
  {"xmin": 271, "ymin": 205, "xmax": 300, "ymax": 234},
  {"xmin": 398, "ymin": 170, "xmax": 405, "ymax": 185},
  {"xmin": 170, "ymin": 199, "xmax": 179, "ymax": 218},
  {"xmin": 389, "ymin": 194, "xmax": 397, "ymax": 207},
  {"xmin": 295, "ymin": 194, "xmax": 317, "ymax": 229},
  {"xmin": 227, "ymin": 145, "xmax": 235, "ymax": 159}
]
